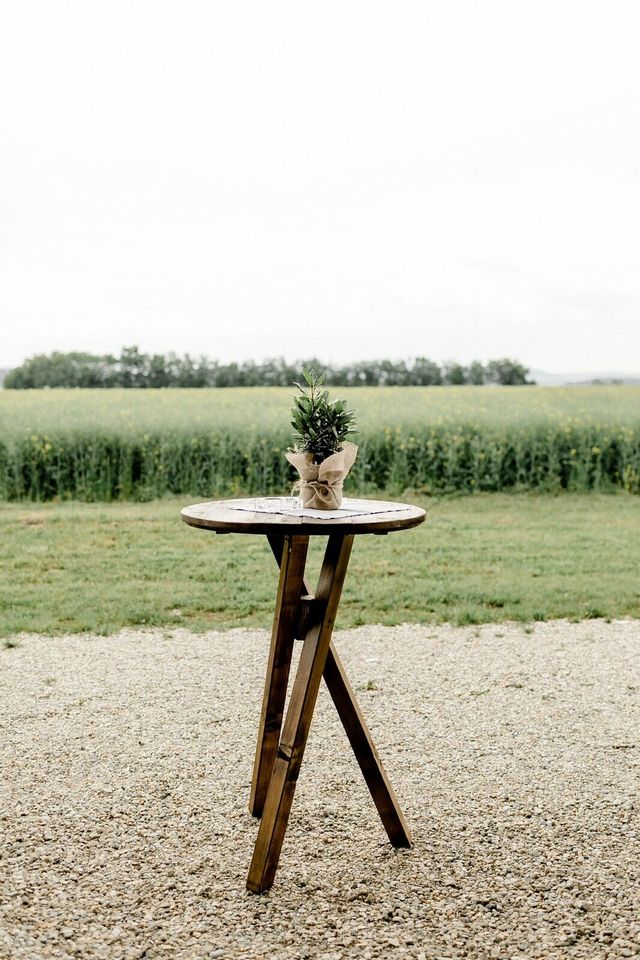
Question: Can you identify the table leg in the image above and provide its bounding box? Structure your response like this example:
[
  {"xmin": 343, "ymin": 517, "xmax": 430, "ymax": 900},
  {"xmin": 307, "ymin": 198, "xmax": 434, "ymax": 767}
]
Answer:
[
  {"xmin": 323, "ymin": 643, "xmax": 412, "ymax": 848},
  {"xmin": 247, "ymin": 533, "xmax": 354, "ymax": 893},
  {"xmin": 249, "ymin": 534, "xmax": 309, "ymax": 818},
  {"xmin": 266, "ymin": 534, "xmax": 412, "ymax": 849}
]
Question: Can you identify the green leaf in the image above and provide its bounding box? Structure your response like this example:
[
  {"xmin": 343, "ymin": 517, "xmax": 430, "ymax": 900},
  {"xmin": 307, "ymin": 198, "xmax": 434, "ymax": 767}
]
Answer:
[{"xmin": 289, "ymin": 366, "xmax": 357, "ymax": 460}]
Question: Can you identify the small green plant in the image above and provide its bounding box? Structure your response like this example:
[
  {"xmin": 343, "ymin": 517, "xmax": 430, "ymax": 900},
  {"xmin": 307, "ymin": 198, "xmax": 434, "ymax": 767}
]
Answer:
[{"xmin": 289, "ymin": 368, "xmax": 357, "ymax": 464}]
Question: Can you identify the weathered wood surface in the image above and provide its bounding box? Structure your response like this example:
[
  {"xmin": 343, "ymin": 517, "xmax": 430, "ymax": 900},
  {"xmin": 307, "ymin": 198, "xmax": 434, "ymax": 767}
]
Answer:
[
  {"xmin": 322, "ymin": 642, "xmax": 413, "ymax": 849},
  {"xmin": 181, "ymin": 497, "xmax": 426, "ymax": 536},
  {"xmin": 248, "ymin": 535, "xmax": 309, "ymax": 818},
  {"xmin": 265, "ymin": 534, "xmax": 413, "ymax": 848},
  {"xmin": 181, "ymin": 497, "xmax": 423, "ymax": 893},
  {"xmin": 246, "ymin": 534, "xmax": 354, "ymax": 893}
]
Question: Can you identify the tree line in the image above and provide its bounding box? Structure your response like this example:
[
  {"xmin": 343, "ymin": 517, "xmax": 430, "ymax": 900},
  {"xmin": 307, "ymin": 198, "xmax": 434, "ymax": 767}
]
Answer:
[{"xmin": 4, "ymin": 347, "xmax": 534, "ymax": 388}]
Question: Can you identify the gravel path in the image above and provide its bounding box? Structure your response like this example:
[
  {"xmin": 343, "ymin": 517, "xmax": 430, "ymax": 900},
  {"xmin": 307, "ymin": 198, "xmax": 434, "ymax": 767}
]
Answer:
[{"xmin": 1, "ymin": 620, "xmax": 639, "ymax": 960}]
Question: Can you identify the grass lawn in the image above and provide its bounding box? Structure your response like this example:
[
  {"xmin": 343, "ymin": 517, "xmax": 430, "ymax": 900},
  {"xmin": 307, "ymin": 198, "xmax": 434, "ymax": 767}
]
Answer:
[{"xmin": 1, "ymin": 493, "xmax": 639, "ymax": 639}]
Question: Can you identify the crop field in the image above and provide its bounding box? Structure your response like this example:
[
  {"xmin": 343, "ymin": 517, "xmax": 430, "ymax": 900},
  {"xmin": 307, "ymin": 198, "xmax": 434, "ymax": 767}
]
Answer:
[{"xmin": 0, "ymin": 386, "xmax": 639, "ymax": 500}]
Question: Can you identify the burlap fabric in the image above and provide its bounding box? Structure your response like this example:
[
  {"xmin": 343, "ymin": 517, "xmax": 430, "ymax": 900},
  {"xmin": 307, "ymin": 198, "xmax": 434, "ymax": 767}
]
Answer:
[{"xmin": 285, "ymin": 442, "xmax": 358, "ymax": 510}]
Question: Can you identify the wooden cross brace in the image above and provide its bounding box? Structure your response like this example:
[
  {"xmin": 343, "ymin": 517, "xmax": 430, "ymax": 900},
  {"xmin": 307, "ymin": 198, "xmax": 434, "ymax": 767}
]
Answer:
[{"xmin": 246, "ymin": 532, "xmax": 412, "ymax": 893}]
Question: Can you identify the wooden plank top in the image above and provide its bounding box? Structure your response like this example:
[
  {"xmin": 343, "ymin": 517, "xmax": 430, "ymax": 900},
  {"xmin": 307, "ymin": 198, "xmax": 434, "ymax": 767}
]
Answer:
[{"xmin": 181, "ymin": 498, "xmax": 426, "ymax": 536}]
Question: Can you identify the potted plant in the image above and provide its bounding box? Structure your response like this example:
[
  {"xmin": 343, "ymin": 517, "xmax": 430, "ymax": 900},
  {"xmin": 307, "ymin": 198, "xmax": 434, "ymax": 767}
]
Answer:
[{"xmin": 285, "ymin": 368, "xmax": 358, "ymax": 510}]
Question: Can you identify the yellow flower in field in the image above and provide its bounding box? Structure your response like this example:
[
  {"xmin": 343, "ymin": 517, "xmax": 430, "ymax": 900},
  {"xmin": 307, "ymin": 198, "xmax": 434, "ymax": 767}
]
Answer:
[{"xmin": 591, "ymin": 446, "xmax": 601, "ymax": 455}]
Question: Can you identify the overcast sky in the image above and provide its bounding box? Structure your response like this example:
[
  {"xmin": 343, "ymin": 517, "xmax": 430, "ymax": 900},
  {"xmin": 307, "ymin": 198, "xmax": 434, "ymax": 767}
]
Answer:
[{"xmin": 2, "ymin": 1, "xmax": 639, "ymax": 373}]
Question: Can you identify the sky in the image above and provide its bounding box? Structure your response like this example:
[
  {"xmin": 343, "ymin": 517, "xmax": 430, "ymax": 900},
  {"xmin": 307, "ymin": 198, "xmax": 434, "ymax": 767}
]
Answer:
[{"xmin": 1, "ymin": 0, "xmax": 639, "ymax": 373}]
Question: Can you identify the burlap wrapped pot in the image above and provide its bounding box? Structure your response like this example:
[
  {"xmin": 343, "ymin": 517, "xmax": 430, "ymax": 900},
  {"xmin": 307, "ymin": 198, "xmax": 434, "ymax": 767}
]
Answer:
[{"xmin": 285, "ymin": 442, "xmax": 358, "ymax": 510}]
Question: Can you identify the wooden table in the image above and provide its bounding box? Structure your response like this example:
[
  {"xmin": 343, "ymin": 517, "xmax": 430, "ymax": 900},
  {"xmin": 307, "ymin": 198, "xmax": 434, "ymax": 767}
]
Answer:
[{"xmin": 181, "ymin": 497, "xmax": 426, "ymax": 893}]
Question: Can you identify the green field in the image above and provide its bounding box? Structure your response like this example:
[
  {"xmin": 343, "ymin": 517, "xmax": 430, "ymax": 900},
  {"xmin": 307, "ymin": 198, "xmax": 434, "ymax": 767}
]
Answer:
[
  {"xmin": 1, "ymin": 386, "xmax": 639, "ymax": 500},
  {"xmin": 2, "ymin": 493, "xmax": 639, "ymax": 639}
]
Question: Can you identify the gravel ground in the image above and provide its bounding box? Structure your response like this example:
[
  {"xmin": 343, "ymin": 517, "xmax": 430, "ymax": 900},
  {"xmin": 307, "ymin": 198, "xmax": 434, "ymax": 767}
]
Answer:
[{"xmin": 1, "ymin": 620, "xmax": 639, "ymax": 960}]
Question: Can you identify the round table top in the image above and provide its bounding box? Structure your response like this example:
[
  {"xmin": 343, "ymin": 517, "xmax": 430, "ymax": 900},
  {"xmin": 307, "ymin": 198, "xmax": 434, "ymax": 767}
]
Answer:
[{"xmin": 181, "ymin": 497, "xmax": 426, "ymax": 536}]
